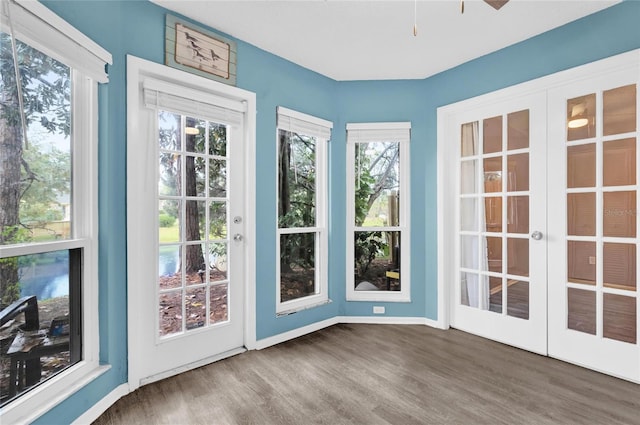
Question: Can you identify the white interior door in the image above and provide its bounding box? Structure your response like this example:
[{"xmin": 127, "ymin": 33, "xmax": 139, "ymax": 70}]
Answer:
[
  {"xmin": 548, "ymin": 69, "xmax": 640, "ymax": 382},
  {"xmin": 450, "ymin": 93, "xmax": 548, "ymax": 355},
  {"xmin": 127, "ymin": 56, "xmax": 254, "ymax": 387}
]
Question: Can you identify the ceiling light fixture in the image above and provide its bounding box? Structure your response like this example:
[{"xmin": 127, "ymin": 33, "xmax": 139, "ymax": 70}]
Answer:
[
  {"xmin": 185, "ymin": 126, "xmax": 199, "ymax": 135},
  {"xmin": 568, "ymin": 104, "xmax": 589, "ymax": 129}
]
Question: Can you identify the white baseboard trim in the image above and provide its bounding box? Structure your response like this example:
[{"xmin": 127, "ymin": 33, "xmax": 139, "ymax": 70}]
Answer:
[
  {"xmin": 71, "ymin": 383, "xmax": 130, "ymax": 425},
  {"xmin": 254, "ymin": 317, "xmax": 339, "ymax": 350},
  {"xmin": 337, "ymin": 316, "xmax": 430, "ymax": 325}
]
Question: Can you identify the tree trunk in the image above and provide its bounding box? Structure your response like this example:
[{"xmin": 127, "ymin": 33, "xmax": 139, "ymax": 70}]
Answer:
[
  {"xmin": 278, "ymin": 132, "xmax": 292, "ymax": 273},
  {"xmin": 0, "ymin": 91, "xmax": 23, "ymax": 307},
  {"xmin": 184, "ymin": 118, "xmax": 204, "ymax": 273}
]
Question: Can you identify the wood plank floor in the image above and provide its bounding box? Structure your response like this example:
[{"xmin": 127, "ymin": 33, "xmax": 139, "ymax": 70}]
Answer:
[{"xmin": 93, "ymin": 324, "xmax": 640, "ymax": 425}]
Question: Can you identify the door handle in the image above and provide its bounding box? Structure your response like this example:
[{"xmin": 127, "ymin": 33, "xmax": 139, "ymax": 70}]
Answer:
[
  {"xmin": 233, "ymin": 233, "xmax": 243, "ymax": 242},
  {"xmin": 531, "ymin": 231, "xmax": 543, "ymax": 240}
]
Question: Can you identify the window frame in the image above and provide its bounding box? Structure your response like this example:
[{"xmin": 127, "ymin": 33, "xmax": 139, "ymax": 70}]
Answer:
[
  {"xmin": 275, "ymin": 107, "xmax": 332, "ymax": 315},
  {"xmin": 346, "ymin": 122, "xmax": 411, "ymax": 302},
  {"xmin": 0, "ymin": 1, "xmax": 110, "ymax": 423}
]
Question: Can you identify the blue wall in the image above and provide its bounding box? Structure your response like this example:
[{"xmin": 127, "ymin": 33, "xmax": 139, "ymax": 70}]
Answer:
[{"xmin": 33, "ymin": 0, "xmax": 640, "ymax": 423}]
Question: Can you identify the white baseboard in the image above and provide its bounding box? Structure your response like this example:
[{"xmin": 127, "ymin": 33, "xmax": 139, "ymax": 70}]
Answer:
[
  {"xmin": 71, "ymin": 383, "xmax": 129, "ymax": 425},
  {"xmin": 253, "ymin": 317, "xmax": 339, "ymax": 350},
  {"xmin": 338, "ymin": 316, "xmax": 430, "ymax": 325}
]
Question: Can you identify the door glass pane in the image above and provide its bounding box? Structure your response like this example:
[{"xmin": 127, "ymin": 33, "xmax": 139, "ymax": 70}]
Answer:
[
  {"xmin": 159, "ymin": 152, "xmax": 181, "ymax": 196},
  {"xmin": 603, "ymin": 191, "xmax": 636, "ymax": 238},
  {"xmin": 568, "ymin": 288, "xmax": 596, "ymax": 335},
  {"xmin": 603, "ymin": 84, "xmax": 637, "ymax": 136},
  {"xmin": 568, "ymin": 241, "xmax": 596, "ymax": 285},
  {"xmin": 461, "ymin": 122, "xmax": 478, "ymax": 157},
  {"xmin": 567, "ymin": 193, "xmax": 596, "ymax": 236},
  {"xmin": 507, "ymin": 196, "xmax": 529, "ymax": 234},
  {"xmin": 209, "ymin": 242, "xmax": 228, "ymax": 282},
  {"xmin": 603, "ymin": 243, "xmax": 636, "ymax": 291},
  {"xmin": 185, "ymin": 244, "xmax": 206, "ymax": 285},
  {"xmin": 209, "ymin": 201, "xmax": 227, "ymax": 239},
  {"xmin": 507, "ymin": 238, "xmax": 528, "ymax": 277},
  {"xmin": 507, "ymin": 110, "xmax": 529, "ymax": 150},
  {"xmin": 185, "ymin": 286, "xmax": 206, "ymax": 330},
  {"xmin": 159, "ymin": 200, "xmax": 180, "ymax": 243},
  {"xmin": 489, "ymin": 276, "xmax": 503, "ymax": 313},
  {"xmin": 209, "ymin": 159, "xmax": 227, "ymax": 197},
  {"xmin": 603, "ymin": 294, "xmax": 637, "ymax": 344},
  {"xmin": 567, "ymin": 93, "xmax": 596, "ymax": 141},
  {"xmin": 210, "ymin": 283, "xmax": 228, "ymax": 324},
  {"xmin": 159, "ymin": 291, "xmax": 182, "ymax": 336},
  {"xmin": 461, "ymin": 160, "xmax": 477, "ymax": 194},
  {"xmin": 208, "ymin": 122, "xmax": 227, "ymax": 156},
  {"xmin": 484, "ymin": 197, "xmax": 502, "ymax": 232},
  {"xmin": 185, "ymin": 200, "xmax": 205, "ymax": 241},
  {"xmin": 507, "ymin": 280, "xmax": 529, "ymax": 320},
  {"xmin": 603, "ymin": 138, "xmax": 636, "ymax": 187},
  {"xmin": 460, "ymin": 272, "xmax": 478, "ymax": 307},
  {"xmin": 159, "ymin": 245, "xmax": 181, "ymax": 289},
  {"xmin": 483, "ymin": 157, "xmax": 502, "ymax": 193},
  {"xmin": 567, "ymin": 144, "xmax": 596, "ymax": 188},
  {"xmin": 507, "ymin": 153, "xmax": 529, "ymax": 192},
  {"xmin": 483, "ymin": 116, "xmax": 502, "ymax": 154},
  {"xmin": 485, "ymin": 236, "xmax": 502, "ymax": 273},
  {"xmin": 185, "ymin": 118, "xmax": 205, "ymax": 153},
  {"xmin": 460, "ymin": 198, "xmax": 477, "ymax": 231},
  {"xmin": 461, "ymin": 236, "xmax": 478, "ymax": 269}
]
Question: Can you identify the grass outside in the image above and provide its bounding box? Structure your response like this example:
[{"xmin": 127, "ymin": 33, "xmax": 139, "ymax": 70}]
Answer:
[{"xmin": 159, "ymin": 225, "xmax": 179, "ymax": 243}]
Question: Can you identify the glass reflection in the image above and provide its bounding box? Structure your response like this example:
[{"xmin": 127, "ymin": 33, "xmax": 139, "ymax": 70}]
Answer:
[{"xmin": 603, "ymin": 84, "xmax": 637, "ymax": 136}]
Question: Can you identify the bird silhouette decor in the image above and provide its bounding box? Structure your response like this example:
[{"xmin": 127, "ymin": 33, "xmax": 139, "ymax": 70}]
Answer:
[{"xmin": 166, "ymin": 17, "xmax": 237, "ymax": 85}]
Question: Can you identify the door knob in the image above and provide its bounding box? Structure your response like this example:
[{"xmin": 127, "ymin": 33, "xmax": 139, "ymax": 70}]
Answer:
[
  {"xmin": 531, "ymin": 231, "xmax": 543, "ymax": 240},
  {"xmin": 233, "ymin": 233, "xmax": 243, "ymax": 242}
]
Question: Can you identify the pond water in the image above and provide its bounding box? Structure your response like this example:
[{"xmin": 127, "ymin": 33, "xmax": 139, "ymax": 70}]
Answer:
[
  {"xmin": 20, "ymin": 261, "xmax": 69, "ymax": 301},
  {"xmin": 159, "ymin": 245, "xmax": 180, "ymax": 276}
]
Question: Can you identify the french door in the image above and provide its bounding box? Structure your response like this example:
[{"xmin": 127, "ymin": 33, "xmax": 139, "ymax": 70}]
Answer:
[
  {"xmin": 127, "ymin": 56, "xmax": 254, "ymax": 387},
  {"xmin": 446, "ymin": 51, "xmax": 640, "ymax": 383},
  {"xmin": 548, "ymin": 69, "xmax": 639, "ymax": 382},
  {"xmin": 452, "ymin": 93, "xmax": 548, "ymax": 355}
]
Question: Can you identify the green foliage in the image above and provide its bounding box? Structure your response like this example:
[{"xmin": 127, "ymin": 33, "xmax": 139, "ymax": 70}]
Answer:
[
  {"xmin": 159, "ymin": 213, "xmax": 176, "ymax": 228},
  {"xmin": 354, "ymin": 231, "xmax": 385, "ymax": 276}
]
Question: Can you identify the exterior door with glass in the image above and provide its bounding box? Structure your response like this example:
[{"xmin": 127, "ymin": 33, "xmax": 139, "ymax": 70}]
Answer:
[
  {"xmin": 452, "ymin": 93, "xmax": 547, "ymax": 355},
  {"xmin": 548, "ymin": 69, "xmax": 639, "ymax": 382},
  {"xmin": 127, "ymin": 57, "xmax": 253, "ymax": 387}
]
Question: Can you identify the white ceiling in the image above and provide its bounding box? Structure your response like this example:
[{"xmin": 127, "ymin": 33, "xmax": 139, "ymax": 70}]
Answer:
[{"xmin": 152, "ymin": 0, "xmax": 621, "ymax": 81}]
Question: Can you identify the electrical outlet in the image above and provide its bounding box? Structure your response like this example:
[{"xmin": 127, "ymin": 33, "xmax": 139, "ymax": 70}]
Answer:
[
  {"xmin": 589, "ymin": 256, "xmax": 596, "ymax": 265},
  {"xmin": 373, "ymin": 306, "xmax": 385, "ymax": 314}
]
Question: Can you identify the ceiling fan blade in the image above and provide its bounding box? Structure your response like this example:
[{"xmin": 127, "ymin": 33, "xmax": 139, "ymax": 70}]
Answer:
[{"xmin": 484, "ymin": 0, "xmax": 509, "ymax": 10}]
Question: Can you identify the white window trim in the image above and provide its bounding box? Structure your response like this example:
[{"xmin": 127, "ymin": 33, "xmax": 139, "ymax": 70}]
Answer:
[
  {"xmin": 276, "ymin": 108, "xmax": 332, "ymax": 315},
  {"xmin": 346, "ymin": 122, "xmax": 411, "ymax": 302},
  {"xmin": 0, "ymin": 1, "xmax": 111, "ymax": 423}
]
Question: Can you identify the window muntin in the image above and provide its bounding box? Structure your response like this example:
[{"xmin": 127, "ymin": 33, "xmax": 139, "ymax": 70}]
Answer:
[
  {"xmin": 276, "ymin": 108, "xmax": 331, "ymax": 314},
  {"xmin": 347, "ymin": 123, "xmax": 411, "ymax": 302}
]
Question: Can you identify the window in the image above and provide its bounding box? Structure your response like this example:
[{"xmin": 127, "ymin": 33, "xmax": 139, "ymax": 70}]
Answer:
[
  {"xmin": 276, "ymin": 107, "xmax": 331, "ymax": 314},
  {"xmin": 0, "ymin": 1, "xmax": 110, "ymax": 421},
  {"xmin": 346, "ymin": 122, "xmax": 411, "ymax": 302}
]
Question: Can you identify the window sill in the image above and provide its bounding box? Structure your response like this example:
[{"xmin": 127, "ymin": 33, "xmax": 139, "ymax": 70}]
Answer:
[
  {"xmin": 276, "ymin": 298, "xmax": 332, "ymax": 317},
  {"xmin": 0, "ymin": 362, "xmax": 110, "ymax": 424},
  {"xmin": 346, "ymin": 293, "xmax": 411, "ymax": 303}
]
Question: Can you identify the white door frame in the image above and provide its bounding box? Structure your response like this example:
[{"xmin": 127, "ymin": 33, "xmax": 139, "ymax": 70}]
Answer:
[{"xmin": 126, "ymin": 55, "xmax": 256, "ymax": 391}]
